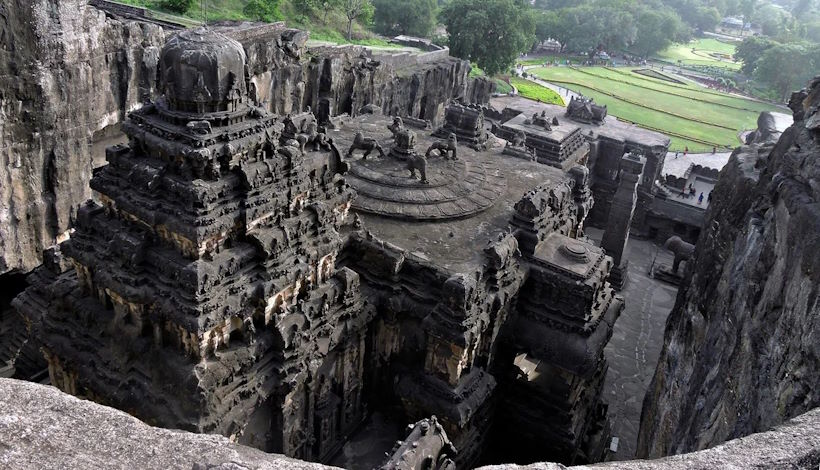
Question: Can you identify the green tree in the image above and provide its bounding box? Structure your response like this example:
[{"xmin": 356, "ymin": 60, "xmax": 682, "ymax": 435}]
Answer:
[
  {"xmin": 792, "ymin": 0, "xmax": 815, "ymax": 17},
  {"xmin": 561, "ymin": 5, "xmax": 606, "ymax": 53},
  {"xmin": 632, "ymin": 7, "xmax": 686, "ymax": 58},
  {"xmin": 734, "ymin": 35, "xmax": 778, "ymax": 74},
  {"xmin": 754, "ymin": 43, "xmax": 818, "ymax": 100},
  {"xmin": 342, "ymin": 0, "xmax": 375, "ymax": 40},
  {"xmin": 740, "ymin": 0, "xmax": 757, "ymax": 36},
  {"xmin": 441, "ymin": 0, "xmax": 535, "ymax": 76},
  {"xmin": 693, "ymin": 6, "xmax": 721, "ymax": 31},
  {"xmin": 159, "ymin": 0, "xmax": 195, "ymax": 14},
  {"xmin": 373, "ymin": 0, "xmax": 438, "ymax": 37},
  {"xmin": 243, "ymin": 0, "xmax": 282, "ymax": 22},
  {"xmin": 534, "ymin": 10, "xmax": 571, "ymax": 50},
  {"xmin": 804, "ymin": 20, "xmax": 820, "ymax": 43}
]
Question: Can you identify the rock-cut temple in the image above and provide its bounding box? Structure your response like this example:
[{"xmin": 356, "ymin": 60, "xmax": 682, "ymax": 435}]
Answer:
[{"xmin": 15, "ymin": 28, "xmax": 629, "ymax": 468}]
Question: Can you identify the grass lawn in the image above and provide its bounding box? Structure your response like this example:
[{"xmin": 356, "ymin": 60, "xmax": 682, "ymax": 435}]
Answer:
[
  {"xmin": 493, "ymin": 78, "xmax": 514, "ymax": 94},
  {"xmin": 530, "ymin": 66, "xmax": 784, "ymax": 152},
  {"xmin": 510, "ymin": 77, "xmax": 564, "ymax": 106},
  {"xmin": 655, "ymin": 38, "xmax": 741, "ymax": 71}
]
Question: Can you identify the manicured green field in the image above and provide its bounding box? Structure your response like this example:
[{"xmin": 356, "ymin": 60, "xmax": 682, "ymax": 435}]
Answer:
[
  {"xmin": 655, "ymin": 38, "xmax": 741, "ymax": 71},
  {"xmin": 510, "ymin": 77, "xmax": 564, "ymax": 106},
  {"xmin": 529, "ymin": 66, "xmax": 783, "ymax": 152}
]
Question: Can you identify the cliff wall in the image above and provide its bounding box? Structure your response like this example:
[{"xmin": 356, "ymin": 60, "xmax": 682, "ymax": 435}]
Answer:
[
  {"xmin": 0, "ymin": 0, "xmax": 164, "ymax": 274},
  {"xmin": 0, "ymin": 2, "xmax": 491, "ymax": 276},
  {"xmin": 637, "ymin": 78, "xmax": 820, "ymax": 457}
]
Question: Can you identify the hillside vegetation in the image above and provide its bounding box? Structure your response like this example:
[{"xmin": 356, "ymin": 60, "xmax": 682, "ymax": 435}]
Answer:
[{"xmin": 115, "ymin": 0, "xmax": 393, "ymax": 46}]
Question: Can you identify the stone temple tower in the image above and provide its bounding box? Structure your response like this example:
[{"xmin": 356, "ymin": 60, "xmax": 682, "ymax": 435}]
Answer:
[{"xmin": 14, "ymin": 28, "xmax": 372, "ymax": 461}]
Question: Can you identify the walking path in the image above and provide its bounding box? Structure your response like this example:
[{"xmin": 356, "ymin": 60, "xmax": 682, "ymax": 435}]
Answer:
[
  {"xmin": 516, "ymin": 65, "xmax": 579, "ymax": 103},
  {"xmin": 585, "ymin": 227, "xmax": 678, "ymax": 461},
  {"xmin": 662, "ymin": 152, "xmax": 732, "ymax": 178}
]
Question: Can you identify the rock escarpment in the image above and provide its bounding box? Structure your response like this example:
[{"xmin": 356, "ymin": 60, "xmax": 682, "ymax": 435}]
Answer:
[
  {"xmin": 637, "ymin": 77, "xmax": 820, "ymax": 457},
  {"xmin": 0, "ymin": 0, "xmax": 165, "ymax": 274},
  {"xmin": 0, "ymin": 1, "xmax": 491, "ymax": 276}
]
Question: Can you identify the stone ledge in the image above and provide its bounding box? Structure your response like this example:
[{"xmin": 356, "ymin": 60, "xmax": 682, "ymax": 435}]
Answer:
[
  {"xmin": 0, "ymin": 378, "xmax": 337, "ymax": 470},
  {"xmin": 1, "ymin": 378, "xmax": 817, "ymax": 469}
]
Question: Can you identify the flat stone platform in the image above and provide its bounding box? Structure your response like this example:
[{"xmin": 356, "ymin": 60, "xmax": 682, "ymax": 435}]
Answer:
[
  {"xmin": 330, "ymin": 114, "xmax": 569, "ymax": 274},
  {"xmin": 490, "ymin": 96, "xmax": 671, "ymax": 149},
  {"xmin": 330, "ymin": 115, "xmax": 506, "ymax": 221}
]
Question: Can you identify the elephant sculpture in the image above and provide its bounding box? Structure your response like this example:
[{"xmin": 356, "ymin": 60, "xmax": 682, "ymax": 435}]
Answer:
[{"xmin": 664, "ymin": 236, "xmax": 695, "ymax": 274}]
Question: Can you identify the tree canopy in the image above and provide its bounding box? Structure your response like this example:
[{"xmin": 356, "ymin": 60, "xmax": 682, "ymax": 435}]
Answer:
[
  {"xmin": 532, "ymin": 0, "xmax": 688, "ymax": 58},
  {"xmin": 441, "ymin": 0, "xmax": 535, "ymax": 76},
  {"xmin": 754, "ymin": 43, "xmax": 820, "ymax": 100},
  {"xmin": 158, "ymin": 0, "xmax": 195, "ymax": 14},
  {"xmin": 373, "ymin": 0, "xmax": 437, "ymax": 37},
  {"xmin": 243, "ymin": 0, "xmax": 282, "ymax": 22},
  {"xmin": 342, "ymin": 0, "xmax": 375, "ymax": 40}
]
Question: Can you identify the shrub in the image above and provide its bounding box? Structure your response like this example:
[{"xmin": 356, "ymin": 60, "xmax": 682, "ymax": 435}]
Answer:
[{"xmin": 158, "ymin": 0, "xmax": 194, "ymax": 14}]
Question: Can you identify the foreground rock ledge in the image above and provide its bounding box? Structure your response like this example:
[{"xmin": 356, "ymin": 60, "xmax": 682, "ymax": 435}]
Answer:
[
  {"xmin": 0, "ymin": 379, "xmax": 334, "ymax": 470},
  {"xmin": 0, "ymin": 379, "xmax": 818, "ymax": 469}
]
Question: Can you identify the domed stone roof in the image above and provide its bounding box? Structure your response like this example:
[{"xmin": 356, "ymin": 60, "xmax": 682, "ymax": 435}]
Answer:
[{"xmin": 158, "ymin": 28, "xmax": 247, "ymax": 116}]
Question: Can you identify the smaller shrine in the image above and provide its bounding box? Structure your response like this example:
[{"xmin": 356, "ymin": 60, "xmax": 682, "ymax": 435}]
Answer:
[
  {"xmin": 433, "ymin": 102, "xmax": 490, "ymax": 150},
  {"xmin": 566, "ymin": 96, "xmax": 608, "ymax": 125},
  {"xmin": 495, "ymin": 110, "xmax": 589, "ymax": 170}
]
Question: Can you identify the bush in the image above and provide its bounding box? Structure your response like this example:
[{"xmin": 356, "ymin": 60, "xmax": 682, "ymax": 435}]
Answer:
[
  {"xmin": 243, "ymin": 0, "xmax": 282, "ymax": 22},
  {"xmin": 158, "ymin": 0, "xmax": 194, "ymax": 14}
]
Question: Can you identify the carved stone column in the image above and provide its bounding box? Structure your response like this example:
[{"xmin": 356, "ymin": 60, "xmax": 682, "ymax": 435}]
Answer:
[{"xmin": 600, "ymin": 152, "xmax": 646, "ymax": 289}]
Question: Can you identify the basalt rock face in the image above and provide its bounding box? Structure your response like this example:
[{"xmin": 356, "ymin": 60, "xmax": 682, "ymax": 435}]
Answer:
[
  {"xmin": 2, "ymin": 377, "xmax": 818, "ymax": 469},
  {"xmin": 0, "ymin": 3, "xmax": 490, "ymax": 276},
  {"xmin": 637, "ymin": 78, "xmax": 820, "ymax": 457},
  {"xmin": 0, "ymin": 0, "xmax": 165, "ymax": 275}
]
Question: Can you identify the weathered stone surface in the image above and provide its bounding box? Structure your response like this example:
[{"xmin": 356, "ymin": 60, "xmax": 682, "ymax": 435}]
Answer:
[
  {"xmin": 0, "ymin": 378, "xmax": 336, "ymax": 470},
  {"xmin": 2, "ymin": 377, "xmax": 817, "ymax": 470},
  {"xmin": 0, "ymin": 0, "xmax": 165, "ymax": 275},
  {"xmin": 637, "ymin": 77, "xmax": 820, "ymax": 457},
  {"xmin": 12, "ymin": 27, "xmax": 614, "ymax": 468},
  {"xmin": 0, "ymin": 1, "xmax": 492, "ymax": 276}
]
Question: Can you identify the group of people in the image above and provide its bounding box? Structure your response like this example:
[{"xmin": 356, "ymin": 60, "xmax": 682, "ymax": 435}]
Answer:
[{"xmin": 679, "ymin": 183, "xmax": 712, "ymax": 205}]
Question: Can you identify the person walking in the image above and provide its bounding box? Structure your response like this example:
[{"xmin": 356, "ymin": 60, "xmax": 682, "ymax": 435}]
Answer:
[{"xmin": 698, "ymin": 192, "xmax": 704, "ymax": 205}]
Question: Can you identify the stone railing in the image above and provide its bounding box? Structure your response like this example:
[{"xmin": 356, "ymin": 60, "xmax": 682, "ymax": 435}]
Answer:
[
  {"xmin": 88, "ymin": 0, "xmax": 186, "ymax": 29},
  {"xmin": 0, "ymin": 378, "xmax": 817, "ymax": 469},
  {"xmin": 374, "ymin": 48, "xmax": 452, "ymax": 69}
]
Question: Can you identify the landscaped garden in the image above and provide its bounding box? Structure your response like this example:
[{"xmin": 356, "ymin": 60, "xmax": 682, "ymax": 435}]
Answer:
[
  {"xmin": 527, "ymin": 65, "xmax": 784, "ymax": 152},
  {"xmin": 510, "ymin": 77, "xmax": 564, "ymax": 105},
  {"xmin": 654, "ymin": 38, "xmax": 741, "ymax": 71}
]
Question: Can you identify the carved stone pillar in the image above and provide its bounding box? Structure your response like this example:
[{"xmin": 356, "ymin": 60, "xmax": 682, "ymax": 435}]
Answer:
[{"xmin": 600, "ymin": 152, "xmax": 646, "ymax": 289}]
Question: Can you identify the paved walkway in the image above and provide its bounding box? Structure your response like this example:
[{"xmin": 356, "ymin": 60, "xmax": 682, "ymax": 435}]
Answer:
[
  {"xmin": 586, "ymin": 227, "xmax": 678, "ymax": 460},
  {"xmin": 662, "ymin": 151, "xmax": 732, "ymax": 178},
  {"xmin": 514, "ymin": 65, "xmax": 579, "ymax": 103}
]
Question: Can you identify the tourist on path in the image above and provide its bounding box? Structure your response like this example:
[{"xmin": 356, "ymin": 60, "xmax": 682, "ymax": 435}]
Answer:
[{"xmin": 698, "ymin": 192, "xmax": 704, "ymax": 205}]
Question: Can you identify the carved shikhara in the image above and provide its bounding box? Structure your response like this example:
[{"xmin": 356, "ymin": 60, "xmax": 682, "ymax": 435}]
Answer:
[{"xmin": 14, "ymin": 27, "xmax": 624, "ymax": 469}]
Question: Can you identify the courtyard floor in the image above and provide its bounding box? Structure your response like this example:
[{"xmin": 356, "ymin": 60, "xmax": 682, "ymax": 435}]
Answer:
[{"xmin": 586, "ymin": 227, "xmax": 679, "ymax": 460}]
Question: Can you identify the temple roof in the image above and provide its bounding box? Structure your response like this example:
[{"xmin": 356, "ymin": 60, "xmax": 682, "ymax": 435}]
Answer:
[{"xmin": 159, "ymin": 28, "xmax": 248, "ymax": 116}]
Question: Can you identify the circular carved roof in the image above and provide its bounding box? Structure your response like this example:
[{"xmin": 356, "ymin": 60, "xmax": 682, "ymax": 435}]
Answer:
[
  {"xmin": 345, "ymin": 153, "xmax": 506, "ymax": 221},
  {"xmin": 561, "ymin": 242, "xmax": 590, "ymax": 262},
  {"xmin": 158, "ymin": 28, "xmax": 247, "ymax": 116}
]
